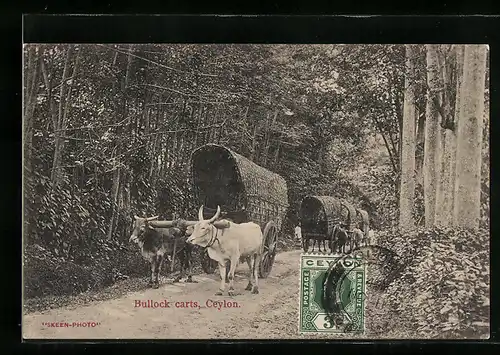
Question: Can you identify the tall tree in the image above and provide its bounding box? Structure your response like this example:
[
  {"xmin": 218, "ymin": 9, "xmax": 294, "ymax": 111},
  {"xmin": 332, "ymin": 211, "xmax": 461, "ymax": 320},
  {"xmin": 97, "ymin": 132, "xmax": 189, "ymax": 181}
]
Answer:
[
  {"xmin": 50, "ymin": 45, "xmax": 78, "ymax": 186},
  {"xmin": 453, "ymin": 44, "xmax": 488, "ymax": 230},
  {"xmin": 450, "ymin": 45, "xmax": 465, "ymax": 224},
  {"xmin": 399, "ymin": 44, "xmax": 417, "ymax": 231},
  {"xmin": 23, "ymin": 46, "xmax": 41, "ymax": 177},
  {"xmin": 23, "ymin": 45, "xmax": 42, "ymax": 242},
  {"xmin": 107, "ymin": 45, "xmax": 134, "ymax": 240},
  {"xmin": 435, "ymin": 45, "xmax": 463, "ymax": 226},
  {"xmin": 423, "ymin": 44, "xmax": 442, "ymax": 227}
]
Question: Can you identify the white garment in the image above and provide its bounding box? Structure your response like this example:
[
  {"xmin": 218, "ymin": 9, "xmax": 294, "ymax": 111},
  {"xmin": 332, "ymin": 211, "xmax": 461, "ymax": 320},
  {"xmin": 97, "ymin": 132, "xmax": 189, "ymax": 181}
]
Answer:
[
  {"xmin": 368, "ymin": 230, "xmax": 375, "ymax": 243},
  {"xmin": 294, "ymin": 226, "xmax": 302, "ymax": 240}
]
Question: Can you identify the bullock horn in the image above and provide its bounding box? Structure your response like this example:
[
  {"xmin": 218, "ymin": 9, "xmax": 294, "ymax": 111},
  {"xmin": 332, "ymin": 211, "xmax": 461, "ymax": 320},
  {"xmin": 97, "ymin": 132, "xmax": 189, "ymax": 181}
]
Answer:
[
  {"xmin": 146, "ymin": 215, "xmax": 159, "ymax": 221},
  {"xmin": 208, "ymin": 205, "xmax": 221, "ymax": 223},
  {"xmin": 198, "ymin": 205, "xmax": 204, "ymax": 221}
]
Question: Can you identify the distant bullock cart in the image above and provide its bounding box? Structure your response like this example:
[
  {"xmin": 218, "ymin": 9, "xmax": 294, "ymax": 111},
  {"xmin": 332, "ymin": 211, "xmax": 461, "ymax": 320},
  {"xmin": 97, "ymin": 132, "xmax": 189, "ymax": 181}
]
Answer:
[{"xmin": 299, "ymin": 196, "xmax": 364, "ymax": 253}]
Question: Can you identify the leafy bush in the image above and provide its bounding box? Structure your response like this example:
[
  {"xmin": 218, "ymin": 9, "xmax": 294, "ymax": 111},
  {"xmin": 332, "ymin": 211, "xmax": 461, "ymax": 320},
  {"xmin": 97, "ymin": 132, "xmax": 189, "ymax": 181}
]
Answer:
[
  {"xmin": 26, "ymin": 171, "xmax": 112, "ymax": 260},
  {"xmin": 377, "ymin": 227, "xmax": 490, "ymax": 338},
  {"xmin": 24, "ymin": 242, "xmax": 149, "ymax": 299}
]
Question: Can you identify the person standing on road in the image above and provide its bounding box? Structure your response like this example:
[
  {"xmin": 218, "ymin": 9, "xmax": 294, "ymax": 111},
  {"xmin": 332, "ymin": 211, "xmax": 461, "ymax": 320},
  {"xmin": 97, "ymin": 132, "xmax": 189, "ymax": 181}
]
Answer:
[{"xmin": 295, "ymin": 223, "xmax": 302, "ymax": 243}]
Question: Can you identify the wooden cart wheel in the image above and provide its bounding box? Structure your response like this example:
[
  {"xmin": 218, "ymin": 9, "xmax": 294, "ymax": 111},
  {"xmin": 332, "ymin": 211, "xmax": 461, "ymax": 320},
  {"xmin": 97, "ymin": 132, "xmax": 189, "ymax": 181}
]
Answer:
[
  {"xmin": 200, "ymin": 249, "xmax": 218, "ymax": 274},
  {"xmin": 259, "ymin": 221, "xmax": 278, "ymax": 279}
]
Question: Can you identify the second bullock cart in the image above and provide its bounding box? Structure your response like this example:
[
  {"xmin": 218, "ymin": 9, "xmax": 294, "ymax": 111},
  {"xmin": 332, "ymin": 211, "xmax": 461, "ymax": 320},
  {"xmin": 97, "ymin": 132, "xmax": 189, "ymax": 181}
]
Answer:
[{"xmin": 299, "ymin": 195, "xmax": 370, "ymax": 253}]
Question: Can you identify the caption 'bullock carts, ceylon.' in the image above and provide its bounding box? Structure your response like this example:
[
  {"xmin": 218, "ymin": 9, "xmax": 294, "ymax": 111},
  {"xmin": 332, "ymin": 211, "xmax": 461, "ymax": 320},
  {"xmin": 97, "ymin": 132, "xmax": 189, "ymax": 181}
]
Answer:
[
  {"xmin": 299, "ymin": 195, "xmax": 370, "ymax": 253},
  {"xmin": 151, "ymin": 143, "xmax": 289, "ymax": 279}
]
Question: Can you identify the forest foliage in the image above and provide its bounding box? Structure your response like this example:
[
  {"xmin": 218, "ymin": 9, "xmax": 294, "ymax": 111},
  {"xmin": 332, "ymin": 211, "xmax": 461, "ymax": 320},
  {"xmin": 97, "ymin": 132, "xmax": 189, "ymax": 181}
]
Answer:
[
  {"xmin": 23, "ymin": 44, "xmax": 489, "ymax": 307},
  {"xmin": 377, "ymin": 227, "xmax": 489, "ymax": 338},
  {"xmin": 24, "ymin": 44, "xmax": 404, "ymax": 253}
]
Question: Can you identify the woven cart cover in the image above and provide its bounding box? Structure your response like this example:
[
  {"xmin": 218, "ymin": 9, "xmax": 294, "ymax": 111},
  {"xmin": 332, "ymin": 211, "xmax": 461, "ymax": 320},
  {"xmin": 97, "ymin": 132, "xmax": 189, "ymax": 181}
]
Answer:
[
  {"xmin": 299, "ymin": 196, "xmax": 349, "ymax": 237},
  {"xmin": 190, "ymin": 144, "xmax": 288, "ymax": 231},
  {"xmin": 340, "ymin": 200, "xmax": 357, "ymax": 231}
]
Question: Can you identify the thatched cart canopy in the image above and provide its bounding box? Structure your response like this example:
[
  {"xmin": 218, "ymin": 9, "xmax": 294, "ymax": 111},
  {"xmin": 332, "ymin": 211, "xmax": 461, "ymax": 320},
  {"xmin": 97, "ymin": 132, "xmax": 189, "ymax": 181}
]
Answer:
[
  {"xmin": 299, "ymin": 195, "xmax": 357, "ymax": 236},
  {"xmin": 191, "ymin": 144, "xmax": 289, "ymax": 231}
]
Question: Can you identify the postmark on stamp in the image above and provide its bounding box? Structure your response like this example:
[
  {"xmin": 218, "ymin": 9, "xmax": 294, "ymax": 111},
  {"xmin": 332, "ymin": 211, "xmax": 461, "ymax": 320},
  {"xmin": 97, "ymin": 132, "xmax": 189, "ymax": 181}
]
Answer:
[{"xmin": 299, "ymin": 252, "xmax": 366, "ymax": 334}]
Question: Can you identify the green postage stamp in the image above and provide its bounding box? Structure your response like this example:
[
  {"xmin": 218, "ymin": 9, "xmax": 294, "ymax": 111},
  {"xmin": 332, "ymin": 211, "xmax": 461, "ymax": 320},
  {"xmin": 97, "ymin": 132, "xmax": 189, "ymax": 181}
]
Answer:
[{"xmin": 299, "ymin": 253, "xmax": 366, "ymax": 334}]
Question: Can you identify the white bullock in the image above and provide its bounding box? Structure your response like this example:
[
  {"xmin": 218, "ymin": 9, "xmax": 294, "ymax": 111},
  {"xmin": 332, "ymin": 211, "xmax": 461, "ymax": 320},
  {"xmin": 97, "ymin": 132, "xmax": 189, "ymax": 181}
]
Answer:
[{"xmin": 186, "ymin": 205, "xmax": 264, "ymax": 296}]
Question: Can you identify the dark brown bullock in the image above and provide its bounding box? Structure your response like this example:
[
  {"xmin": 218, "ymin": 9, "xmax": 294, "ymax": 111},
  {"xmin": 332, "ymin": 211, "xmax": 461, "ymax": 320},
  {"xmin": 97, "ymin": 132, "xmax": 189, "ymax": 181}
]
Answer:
[
  {"xmin": 330, "ymin": 224, "xmax": 349, "ymax": 254},
  {"xmin": 129, "ymin": 216, "xmax": 195, "ymax": 288}
]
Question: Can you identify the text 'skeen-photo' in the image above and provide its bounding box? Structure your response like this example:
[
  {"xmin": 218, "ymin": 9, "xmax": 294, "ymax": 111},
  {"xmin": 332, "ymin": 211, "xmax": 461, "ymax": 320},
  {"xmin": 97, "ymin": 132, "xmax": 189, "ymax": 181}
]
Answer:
[{"xmin": 22, "ymin": 44, "xmax": 490, "ymax": 339}]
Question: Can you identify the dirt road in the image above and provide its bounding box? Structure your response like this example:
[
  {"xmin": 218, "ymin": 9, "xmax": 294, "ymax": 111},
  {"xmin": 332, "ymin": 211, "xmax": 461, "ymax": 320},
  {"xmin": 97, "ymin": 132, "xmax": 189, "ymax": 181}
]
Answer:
[
  {"xmin": 23, "ymin": 249, "xmax": 411, "ymax": 339},
  {"xmin": 24, "ymin": 250, "xmax": 322, "ymax": 339}
]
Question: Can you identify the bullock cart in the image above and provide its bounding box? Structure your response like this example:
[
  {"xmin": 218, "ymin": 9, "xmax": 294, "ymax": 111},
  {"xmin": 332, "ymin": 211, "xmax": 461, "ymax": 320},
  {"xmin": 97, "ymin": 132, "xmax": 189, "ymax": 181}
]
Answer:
[
  {"xmin": 299, "ymin": 195, "xmax": 358, "ymax": 253},
  {"xmin": 151, "ymin": 144, "xmax": 289, "ymax": 279}
]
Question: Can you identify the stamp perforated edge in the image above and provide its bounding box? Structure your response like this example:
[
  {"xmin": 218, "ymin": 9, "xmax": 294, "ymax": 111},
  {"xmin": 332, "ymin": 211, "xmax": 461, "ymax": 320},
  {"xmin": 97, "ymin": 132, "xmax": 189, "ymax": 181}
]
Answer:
[{"xmin": 298, "ymin": 252, "xmax": 366, "ymax": 334}]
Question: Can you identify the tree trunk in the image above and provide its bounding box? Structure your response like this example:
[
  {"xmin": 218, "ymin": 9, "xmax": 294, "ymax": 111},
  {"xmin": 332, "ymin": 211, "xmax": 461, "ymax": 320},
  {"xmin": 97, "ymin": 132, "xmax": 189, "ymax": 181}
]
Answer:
[
  {"xmin": 51, "ymin": 45, "xmax": 74, "ymax": 186},
  {"xmin": 415, "ymin": 111, "xmax": 425, "ymax": 185},
  {"xmin": 449, "ymin": 46, "xmax": 464, "ymax": 222},
  {"xmin": 117, "ymin": 169, "xmax": 129, "ymax": 242},
  {"xmin": 57, "ymin": 49, "xmax": 81, "ymax": 179},
  {"xmin": 238, "ymin": 106, "xmax": 250, "ymax": 152},
  {"xmin": 261, "ymin": 112, "xmax": 271, "ymax": 165},
  {"xmin": 274, "ymin": 139, "xmax": 281, "ymax": 166},
  {"xmin": 210, "ymin": 101, "xmax": 220, "ymax": 144},
  {"xmin": 250, "ymin": 123, "xmax": 259, "ymax": 161},
  {"xmin": 202, "ymin": 105, "xmax": 210, "ymax": 145},
  {"xmin": 217, "ymin": 106, "xmax": 226, "ymax": 145},
  {"xmin": 24, "ymin": 46, "xmax": 41, "ymax": 177},
  {"xmin": 453, "ymin": 45, "xmax": 487, "ymax": 230},
  {"xmin": 435, "ymin": 46, "xmax": 464, "ymax": 226},
  {"xmin": 423, "ymin": 44, "xmax": 442, "ymax": 228},
  {"xmin": 171, "ymin": 101, "xmax": 185, "ymax": 169},
  {"xmin": 193, "ymin": 103, "xmax": 203, "ymax": 149},
  {"xmin": 399, "ymin": 44, "xmax": 417, "ymax": 232},
  {"xmin": 107, "ymin": 166, "xmax": 121, "ymax": 240},
  {"xmin": 23, "ymin": 46, "xmax": 42, "ymax": 242},
  {"xmin": 107, "ymin": 45, "xmax": 134, "ymax": 240},
  {"xmin": 263, "ymin": 109, "xmax": 278, "ymax": 167},
  {"xmin": 373, "ymin": 115, "xmax": 399, "ymax": 175}
]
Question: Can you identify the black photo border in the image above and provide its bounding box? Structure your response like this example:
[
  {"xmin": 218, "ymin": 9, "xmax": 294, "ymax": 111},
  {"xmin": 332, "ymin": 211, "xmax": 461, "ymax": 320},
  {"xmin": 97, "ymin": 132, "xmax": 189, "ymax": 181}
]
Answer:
[{"xmin": 4, "ymin": 12, "xmax": 499, "ymax": 355}]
